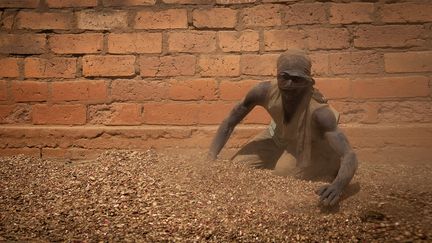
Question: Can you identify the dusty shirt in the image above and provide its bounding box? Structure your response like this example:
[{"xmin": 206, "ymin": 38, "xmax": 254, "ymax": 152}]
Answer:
[{"xmin": 263, "ymin": 81, "xmax": 340, "ymax": 171}]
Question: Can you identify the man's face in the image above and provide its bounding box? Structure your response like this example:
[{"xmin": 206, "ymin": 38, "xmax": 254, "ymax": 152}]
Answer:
[{"xmin": 277, "ymin": 71, "xmax": 311, "ymax": 91}]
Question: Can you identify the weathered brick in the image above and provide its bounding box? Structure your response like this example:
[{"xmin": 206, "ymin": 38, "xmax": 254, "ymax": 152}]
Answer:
[
  {"xmin": 168, "ymin": 79, "xmax": 217, "ymax": 101},
  {"xmin": 216, "ymin": 0, "xmax": 255, "ymax": 4},
  {"xmin": 199, "ymin": 103, "xmax": 233, "ymax": 124},
  {"xmin": 162, "ymin": 0, "xmax": 212, "ymax": 3},
  {"xmin": 354, "ymin": 25, "xmax": 426, "ymax": 48},
  {"xmin": 241, "ymin": 4, "xmax": 282, "ymax": 27},
  {"xmin": 0, "ymin": 58, "xmax": 19, "ymax": 77},
  {"xmin": 218, "ymin": 31, "xmax": 259, "ymax": 52},
  {"xmin": 77, "ymin": 10, "xmax": 128, "ymax": 30},
  {"xmin": 378, "ymin": 101, "xmax": 432, "ymax": 124},
  {"xmin": 88, "ymin": 103, "xmax": 142, "ymax": 125},
  {"xmin": 240, "ymin": 54, "xmax": 278, "ymax": 76},
  {"xmin": 135, "ymin": 9, "xmax": 187, "ymax": 30},
  {"xmin": 140, "ymin": 55, "xmax": 195, "ymax": 77},
  {"xmin": 168, "ymin": 31, "xmax": 216, "ymax": 53},
  {"xmin": 111, "ymin": 79, "xmax": 167, "ymax": 101},
  {"xmin": 361, "ymin": 102, "xmax": 379, "ymax": 124},
  {"xmin": 46, "ymin": 0, "xmax": 98, "ymax": 8},
  {"xmin": 264, "ymin": 29, "xmax": 306, "ymax": 51},
  {"xmin": 381, "ymin": 3, "xmax": 432, "ymax": 23},
  {"xmin": 193, "ymin": 8, "xmax": 237, "ymax": 28},
  {"xmin": 108, "ymin": 33, "xmax": 162, "ymax": 54},
  {"xmin": 83, "ymin": 55, "xmax": 135, "ymax": 77},
  {"xmin": 328, "ymin": 51, "xmax": 381, "ymax": 75},
  {"xmin": 284, "ymin": 3, "xmax": 327, "ymax": 25},
  {"xmin": 314, "ymin": 78, "xmax": 351, "ymax": 99},
  {"xmin": 219, "ymin": 79, "xmax": 259, "ymax": 101},
  {"xmin": 11, "ymin": 81, "xmax": 48, "ymax": 102},
  {"xmin": 49, "ymin": 34, "xmax": 103, "ymax": 54},
  {"xmin": 384, "ymin": 51, "xmax": 432, "ymax": 73},
  {"xmin": 0, "ymin": 80, "xmax": 7, "ymax": 101},
  {"xmin": 199, "ymin": 55, "xmax": 240, "ymax": 77},
  {"xmin": 307, "ymin": 28, "xmax": 350, "ymax": 50},
  {"xmin": 0, "ymin": 104, "xmax": 30, "ymax": 124},
  {"xmin": 103, "ymin": 0, "xmax": 155, "ymax": 6},
  {"xmin": 310, "ymin": 53, "xmax": 329, "ymax": 76},
  {"xmin": 16, "ymin": 12, "xmax": 72, "ymax": 30},
  {"xmin": 24, "ymin": 58, "xmax": 76, "ymax": 78},
  {"xmin": 51, "ymin": 80, "xmax": 107, "ymax": 102},
  {"xmin": 32, "ymin": 104, "xmax": 86, "ymax": 125},
  {"xmin": 329, "ymin": 3, "xmax": 374, "ymax": 24},
  {"xmin": 352, "ymin": 76, "xmax": 430, "ymax": 99},
  {"xmin": 0, "ymin": 148, "xmax": 40, "ymax": 157},
  {"xmin": 1, "ymin": 11, "xmax": 15, "ymax": 30},
  {"xmin": 0, "ymin": 34, "xmax": 46, "ymax": 54},
  {"xmin": 0, "ymin": 0, "xmax": 39, "ymax": 8}
]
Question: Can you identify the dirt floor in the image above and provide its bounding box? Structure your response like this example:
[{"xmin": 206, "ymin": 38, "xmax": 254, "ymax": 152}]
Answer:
[{"xmin": 0, "ymin": 149, "xmax": 431, "ymax": 242}]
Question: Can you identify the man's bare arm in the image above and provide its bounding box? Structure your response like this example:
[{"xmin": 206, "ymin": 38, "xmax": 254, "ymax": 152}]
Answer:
[
  {"xmin": 208, "ymin": 82, "xmax": 270, "ymax": 160},
  {"xmin": 313, "ymin": 108, "xmax": 358, "ymax": 206}
]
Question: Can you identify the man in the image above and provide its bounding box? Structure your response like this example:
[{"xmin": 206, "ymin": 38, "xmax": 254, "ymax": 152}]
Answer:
[{"xmin": 208, "ymin": 49, "xmax": 358, "ymax": 207}]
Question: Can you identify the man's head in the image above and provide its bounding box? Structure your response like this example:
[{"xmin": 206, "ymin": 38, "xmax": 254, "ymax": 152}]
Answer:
[{"xmin": 277, "ymin": 50, "xmax": 314, "ymax": 91}]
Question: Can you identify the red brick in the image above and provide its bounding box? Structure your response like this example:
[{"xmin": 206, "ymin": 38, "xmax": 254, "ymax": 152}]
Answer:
[
  {"xmin": 16, "ymin": 12, "xmax": 73, "ymax": 30},
  {"xmin": 199, "ymin": 55, "xmax": 240, "ymax": 77},
  {"xmin": 216, "ymin": 0, "xmax": 256, "ymax": 4},
  {"xmin": 329, "ymin": 3, "xmax": 374, "ymax": 24},
  {"xmin": 168, "ymin": 31, "xmax": 216, "ymax": 53},
  {"xmin": 83, "ymin": 55, "xmax": 135, "ymax": 77},
  {"xmin": 381, "ymin": 3, "xmax": 432, "ymax": 23},
  {"xmin": 0, "ymin": 80, "xmax": 7, "ymax": 101},
  {"xmin": 49, "ymin": 34, "xmax": 103, "ymax": 54},
  {"xmin": 0, "ymin": 148, "xmax": 40, "ymax": 157},
  {"xmin": 199, "ymin": 103, "xmax": 234, "ymax": 124},
  {"xmin": 263, "ymin": 29, "xmax": 306, "ymax": 51},
  {"xmin": 193, "ymin": 8, "xmax": 237, "ymax": 28},
  {"xmin": 219, "ymin": 79, "xmax": 259, "ymax": 101},
  {"xmin": 103, "ymin": 0, "xmax": 155, "ymax": 6},
  {"xmin": 88, "ymin": 103, "xmax": 142, "ymax": 125},
  {"xmin": 11, "ymin": 81, "xmax": 48, "ymax": 102},
  {"xmin": 310, "ymin": 53, "xmax": 329, "ymax": 76},
  {"xmin": 243, "ymin": 106, "xmax": 270, "ymax": 124},
  {"xmin": 135, "ymin": 9, "xmax": 187, "ymax": 30},
  {"xmin": 0, "ymin": 104, "xmax": 30, "ymax": 124},
  {"xmin": 328, "ymin": 51, "xmax": 381, "ymax": 75},
  {"xmin": 314, "ymin": 78, "xmax": 351, "ymax": 99},
  {"xmin": 284, "ymin": 3, "xmax": 327, "ymax": 25},
  {"xmin": 307, "ymin": 28, "xmax": 350, "ymax": 50},
  {"xmin": 46, "ymin": 0, "xmax": 98, "ymax": 8},
  {"xmin": 0, "ymin": 58, "xmax": 19, "ymax": 77},
  {"xmin": 0, "ymin": 34, "xmax": 46, "ymax": 54},
  {"xmin": 240, "ymin": 54, "xmax": 278, "ymax": 76},
  {"xmin": 162, "ymin": 0, "xmax": 212, "ymax": 3},
  {"xmin": 168, "ymin": 79, "xmax": 217, "ymax": 101},
  {"xmin": 32, "ymin": 104, "xmax": 86, "ymax": 125},
  {"xmin": 0, "ymin": 0, "xmax": 39, "ymax": 8},
  {"xmin": 354, "ymin": 25, "xmax": 426, "ymax": 48},
  {"xmin": 384, "ymin": 51, "xmax": 432, "ymax": 73},
  {"xmin": 378, "ymin": 101, "xmax": 432, "ymax": 124},
  {"xmin": 111, "ymin": 79, "xmax": 167, "ymax": 101},
  {"xmin": 143, "ymin": 103, "xmax": 197, "ymax": 125},
  {"xmin": 24, "ymin": 57, "xmax": 76, "ymax": 78},
  {"xmin": 108, "ymin": 33, "xmax": 162, "ymax": 54},
  {"xmin": 241, "ymin": 4, "xmax": 282, "ymax": 27},
  {"xmin": 51, "ymin": 80, "xmax": 107, "ymax": 102},
  {"xmin": 140, "ymin": 55, "xmax": 195, "ymax": 77},
  {"xmin": 77, "ymin": 10, "xmax": 128, "ymax": 30},
  {"xmin": 218, "ymin": 31, "xmax": 259, "ymax": 52},
  {"xmin": 352, "ymin": 76, "xmax": 429, "ymax": 99}
]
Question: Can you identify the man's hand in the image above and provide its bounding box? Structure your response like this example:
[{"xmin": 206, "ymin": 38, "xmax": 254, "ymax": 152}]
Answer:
[{"xmin": 316, "ymin": 183, "xmax": 343, "ymax": 207}]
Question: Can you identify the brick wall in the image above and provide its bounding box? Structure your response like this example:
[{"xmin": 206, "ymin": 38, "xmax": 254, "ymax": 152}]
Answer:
[{"xmin": 0, "ymin": 0, "xmax": 431, "ymax": 162}]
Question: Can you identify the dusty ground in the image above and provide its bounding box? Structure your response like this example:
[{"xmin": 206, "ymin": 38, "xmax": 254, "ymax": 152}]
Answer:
[{"xmin": 0, "ymin": 149, "xmax": 431, "ymax": 242}]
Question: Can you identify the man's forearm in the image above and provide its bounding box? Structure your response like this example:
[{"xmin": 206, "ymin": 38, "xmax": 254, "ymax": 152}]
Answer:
[
  {"xmin": 333, "ymin": 151, "xmax": 358, "ymax": 188},
  {"xmin": 208, "ymin": 121, "xmax": 234, "ymax": 159}
]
